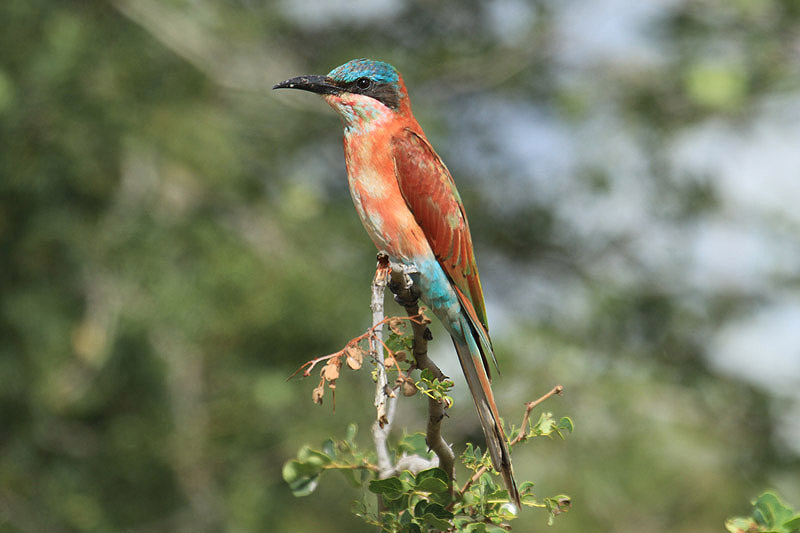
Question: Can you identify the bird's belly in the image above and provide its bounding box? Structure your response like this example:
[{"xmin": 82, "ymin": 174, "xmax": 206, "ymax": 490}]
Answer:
[
  {"xmin": 348, "ymin": 172, "xmax": 463, "ymax": 329},
  {"xmin": 344, "ymin": 147, "xmax": 431, "ymax": 263}
]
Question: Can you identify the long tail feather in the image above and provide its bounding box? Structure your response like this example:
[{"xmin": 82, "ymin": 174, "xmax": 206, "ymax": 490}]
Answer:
[{"xmin": 453, "ymin": 316, "xmax": 520, "ymax": 507}]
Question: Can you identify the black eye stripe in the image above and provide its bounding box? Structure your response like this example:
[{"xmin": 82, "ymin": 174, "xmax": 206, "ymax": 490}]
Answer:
[{"xmin": 343, "ymin": 77, "xmax": 400, "ymax": 109}]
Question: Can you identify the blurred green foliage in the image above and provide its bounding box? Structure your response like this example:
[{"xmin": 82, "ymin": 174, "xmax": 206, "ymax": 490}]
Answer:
[{"xmin": 2, "ymin": 0, "xmax": 799, "ymax": 532}]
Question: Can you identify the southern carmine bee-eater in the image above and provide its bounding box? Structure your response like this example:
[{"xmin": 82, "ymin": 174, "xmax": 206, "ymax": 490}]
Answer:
[{"xmin": 274, "ymin": 58, "xmax": 520, "ymax": 506}]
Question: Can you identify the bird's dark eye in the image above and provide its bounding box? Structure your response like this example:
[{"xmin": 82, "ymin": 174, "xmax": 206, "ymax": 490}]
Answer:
[{"xmin": 355, "ymin": 77, "xmax": 372, "ymax": 90}]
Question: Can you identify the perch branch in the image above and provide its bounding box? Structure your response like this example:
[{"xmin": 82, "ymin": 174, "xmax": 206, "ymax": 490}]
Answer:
[{"xmin": 387, "ymin": 264, "xmax": 456, "ymax": 487}]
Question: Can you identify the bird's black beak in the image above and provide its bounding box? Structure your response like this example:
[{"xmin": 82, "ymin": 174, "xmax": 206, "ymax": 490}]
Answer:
[{"xmin": 272, "ymin": 75, "xmax": 341, "ymax": 95}]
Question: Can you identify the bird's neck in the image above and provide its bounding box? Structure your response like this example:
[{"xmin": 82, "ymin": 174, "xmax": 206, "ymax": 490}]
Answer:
[{"xmin": 323, "ymin": 92, "xmax": 417, "ymax": 135}]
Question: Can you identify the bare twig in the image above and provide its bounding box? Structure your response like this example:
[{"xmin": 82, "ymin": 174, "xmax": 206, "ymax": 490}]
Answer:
[
  {"xmin": 459, "ymin": 385, "xmax": 564, "ymax": 498},
  {"xmin": 512, "ymin": 385, "xmax": 564, "ymax": 446},
  {"xmin": 371, "ymin": 253, "xmax": 396, "ymax": 476},
  {"xmin": 372, "ymin": 254, "xmax": 392, "ymax": 428}
]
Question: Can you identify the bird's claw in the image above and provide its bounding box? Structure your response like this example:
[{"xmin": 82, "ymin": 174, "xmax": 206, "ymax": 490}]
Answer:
[{"xmin": 388, "ymin": 263, "xmax": 422, "ymax": 307}]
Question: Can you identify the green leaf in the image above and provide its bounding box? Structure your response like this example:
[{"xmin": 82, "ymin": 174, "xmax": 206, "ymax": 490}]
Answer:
[
  {"xmin": 726, "ymin": 491, "xmax": 800, "ymax": 533},
  {"xmin": 472, "ymin": 445, "xmax": 484, "ymax": 462},
  {"xmin": 419, "ymin": 368, "xmax": 435, "ymax": 381},
  {"xmin": 297, "ymin": 445, "xmax": 332, "ymax": 467},
  {"xmin": 404, "ymin": 523, "xmax": 421, "ymax": 533},
  {"xmin": 485, "ymin": 487, "xmax": 513, "ymax": 506},
  {"xmin": 369, "ymin": 476, "xmax": 406, "ymax": 500},
  {"xmin": 282, "ymin": 458, "xmax": 322, "ymax": 481},
  {"xmin": 543, "ymin": 494, "xmax": 572, "ymax": 524},
  {"xmin": 558, "ymin": 416, "xmax": 575, "ymax": 433},
  {"xmin": 422, "ymin": 502, "xmax": 452, "ymax": 520},
  {"xmin": 461, "ymin": 443, "xmax": 478, "ymax": 464},
  {"xmin": 531, "ymin": 412, "xmax": 556, "ymax": 435},
  {"xmin": 322, "ymin": 438, "xmax": 335, "ymax": 457},
  {"xmin": 397, "ymin": 432, "xmax": 430, "ymax": 457},
  {"xmin": 414, "ymin": 499, "xmax": 454, "ymax": 529},
  {"xmin": 752, "ymin": 491, "xmax": 795, "ymax": 528},
  {"xmin": 414, "ymin": 468, "xmax": 450, "ymax": 494},
  {"xmin": 783, "ymin": 516, "xmax": 800, "ymax": 530},
  {"xmin": 281, "ymin": 460, "xmax": 321, "ymax": 497},
  {"xmin": 345, "ymin": 423, "xmax": 358, "ymax": 445},
  {"xmin": 464, "ymin": 523, "xmax": 507, "ymax": 532},
  {"xmin": 478, "ymin": 472, "xmax": 498, "ymax": 492},
  {"xmin": 385, "ymin": 329, "xmax": 413, "ymax": 352}
]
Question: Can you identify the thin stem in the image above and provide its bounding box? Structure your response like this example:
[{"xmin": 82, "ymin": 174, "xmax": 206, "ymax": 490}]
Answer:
[{"xmin": 459, "ymin": 385, "xmax": 564, "ymax": 498}]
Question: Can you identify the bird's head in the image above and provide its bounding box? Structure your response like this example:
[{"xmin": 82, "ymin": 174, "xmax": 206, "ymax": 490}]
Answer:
[{"xmin": 273, "ymin": 58, "xmax": 411, "ymax": 130}]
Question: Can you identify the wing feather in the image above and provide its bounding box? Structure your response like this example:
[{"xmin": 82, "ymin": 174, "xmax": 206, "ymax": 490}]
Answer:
[{"xmin": 391, "ymin": 128, "xmax": 489, "ymax": 333}]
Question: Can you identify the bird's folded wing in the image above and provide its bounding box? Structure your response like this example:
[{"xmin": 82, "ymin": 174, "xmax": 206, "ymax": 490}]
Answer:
[{"xmin": 390, "ymin": 127, "xmax": 490, "ymax": 337}]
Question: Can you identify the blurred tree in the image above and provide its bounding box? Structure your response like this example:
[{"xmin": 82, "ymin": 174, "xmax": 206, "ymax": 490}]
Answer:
[{"xmin": 1, "ymin": 0, "xmax": 798, "ymax": 532}]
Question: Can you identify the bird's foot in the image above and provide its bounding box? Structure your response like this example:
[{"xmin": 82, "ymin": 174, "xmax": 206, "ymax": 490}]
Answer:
[{"xmin": 388, "ymin": 263, "xmax": 421, "ymax": 307}]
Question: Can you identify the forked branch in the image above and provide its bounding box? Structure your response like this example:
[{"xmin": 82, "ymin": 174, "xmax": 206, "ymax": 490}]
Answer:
[{"xmin": 459, "ymin": 385, "xmax": 564, "ymax": 498}]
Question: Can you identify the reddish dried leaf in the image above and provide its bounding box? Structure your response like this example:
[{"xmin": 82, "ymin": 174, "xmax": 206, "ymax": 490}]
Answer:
[{"xmin": 383, "ymin": 356, "xmax": 395, "ymax": 369}]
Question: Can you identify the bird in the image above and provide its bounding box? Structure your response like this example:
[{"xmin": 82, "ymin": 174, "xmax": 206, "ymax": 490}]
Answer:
[{"xmin": 274, "ymin": 58, "xmax": 519, "ymax": 506}]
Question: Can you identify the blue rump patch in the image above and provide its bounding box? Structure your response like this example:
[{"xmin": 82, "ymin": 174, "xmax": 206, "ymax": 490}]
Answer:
[{"xmin": 328, "ymin": 58, "xmax": 400, "ymax": 85}]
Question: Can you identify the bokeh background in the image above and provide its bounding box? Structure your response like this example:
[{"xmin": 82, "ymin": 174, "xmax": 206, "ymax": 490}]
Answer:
[{"xmin": 2, "ymin": 0, "xmax": 799, "ymax": 531}]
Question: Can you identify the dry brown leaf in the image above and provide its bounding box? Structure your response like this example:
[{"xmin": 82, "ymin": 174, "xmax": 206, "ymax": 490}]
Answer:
[
  {"xmin": 402, "ymin": 376, "xmax": 417, "ymax": 397},
  {"xmin": 418, "ymin": 308, "xmax": 432, "ymax": 325},
  {"xmin": 394, "ymin": 350, "xmax": 407, "ymax": 362},
  {"xmin": 345, "ymin": 344, "xmax": 363, "ymax": 370},
  {"xmin": 383, "ymin": 356, "xmax": 395, "ymax": 369},
  {"xmin": 322, "ymin": 361, "xmax": 340, "ymax": 381},
  {"xmin": 388, "ymin": 317, "xmax": 405, "ymax": 335},
  {"xmin": 312, "ymin": 385, "xmax": 324, "ymax": 404}
]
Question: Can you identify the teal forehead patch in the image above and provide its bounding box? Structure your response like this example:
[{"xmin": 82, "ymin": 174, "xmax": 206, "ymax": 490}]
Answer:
[{"xmin": 328, "ymin": 58, "xmax": 399, "ymax": 85}]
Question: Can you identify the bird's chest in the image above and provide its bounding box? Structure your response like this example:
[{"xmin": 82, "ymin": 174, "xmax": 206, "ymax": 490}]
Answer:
[{"xmin": 342, "ymin": 132, "xmax": 428, "ymax": 261}]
